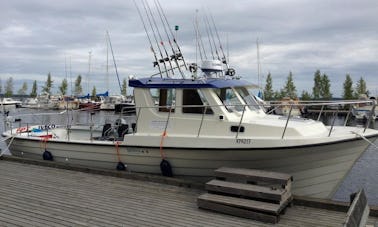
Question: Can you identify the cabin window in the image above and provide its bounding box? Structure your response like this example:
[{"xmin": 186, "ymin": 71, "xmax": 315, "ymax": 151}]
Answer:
[
  {"xmin": 235, "ymin": 87, "xmax": 260, "ymax": 111},
  {"xmin": 182, "ymin": 89, "xmax": 213, "ymax": 114},
  {"xmin": 214, "ymin": 87, "xmax": 244, "ymax": 112},
  {"xmin": 150, "ymin": 88, "xmax": 175, "ymax": 112}
]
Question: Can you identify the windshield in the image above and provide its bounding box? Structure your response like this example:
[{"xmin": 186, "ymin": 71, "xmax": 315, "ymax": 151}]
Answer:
[
  {"xmin": 214, "ymin": 87, "xmax": 244, "ymax": 112},
  {"xmin": 235, "ymin": 87, "xmax": 262, "ymax": 111}
]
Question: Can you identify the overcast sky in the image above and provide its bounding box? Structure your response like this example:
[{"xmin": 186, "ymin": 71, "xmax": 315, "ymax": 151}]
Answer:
[{"xmin": 1, "ymin": 0, "xmax": 377, "ymax": 97}]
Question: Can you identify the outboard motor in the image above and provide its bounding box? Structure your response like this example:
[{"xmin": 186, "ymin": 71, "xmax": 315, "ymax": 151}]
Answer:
[{"xmin": 114, "ymin": 118, "xmax": 128, "ymax": 140}]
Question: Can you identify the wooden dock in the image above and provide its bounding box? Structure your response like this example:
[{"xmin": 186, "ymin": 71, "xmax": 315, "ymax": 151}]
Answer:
[{"xmin": 1, "ymin": 158, "xmax": 378, "ymax": 226}]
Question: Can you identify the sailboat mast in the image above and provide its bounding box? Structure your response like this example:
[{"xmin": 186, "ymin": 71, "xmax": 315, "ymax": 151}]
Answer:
[
  {"xmin": 87, "ymin": 51, "xmax": 91, "ymax": 96},
  {"xmin": 106, "ymin": 31, "xmax": 122, "ymax": 94},
  {"xmin": 256, "ymin": 38, "xmax": 262, "ymax": 98},
  {"xmin": 106, "ymin": 33, "xmax": 109, "ymax": 94}
]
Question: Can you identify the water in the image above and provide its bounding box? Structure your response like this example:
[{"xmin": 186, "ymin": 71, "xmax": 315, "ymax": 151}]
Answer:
[{"xmin": 1, "ymin": 107, "xmax": 378, "ymax": 205}]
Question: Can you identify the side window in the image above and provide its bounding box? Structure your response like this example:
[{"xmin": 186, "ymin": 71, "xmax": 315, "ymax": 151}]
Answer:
[
  {"xmin": 150, "ymin": 88, "xmax": 175, "ymax": 112},
  {"xmin": 182, "ymin": 89, "xmax": 213, "ymax": 114}
]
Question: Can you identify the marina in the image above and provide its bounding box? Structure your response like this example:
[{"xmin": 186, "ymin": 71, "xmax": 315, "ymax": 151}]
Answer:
[{"xmin": 1, "ymin": 1, "xmax": 378, "ymax": 225}]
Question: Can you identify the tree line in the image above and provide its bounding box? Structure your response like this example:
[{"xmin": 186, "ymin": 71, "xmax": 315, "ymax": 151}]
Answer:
[
  {"xmin": 0, "ymin": 72, "xmax": 129, "ymax": 98},
  {"xmin": 263, "ymin": 69, "xmax": 368, "ymax": 101}
]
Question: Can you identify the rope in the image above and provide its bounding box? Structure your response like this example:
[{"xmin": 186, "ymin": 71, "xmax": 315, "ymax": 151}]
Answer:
[
  {"xmin": 159, "ymin": 130, "xmax": 167, "ymax": 160},
  {"xmin": 115, "ymin": 141, "xmax": 122, "ymax": 162},
  {"xmin": 40, "ymin": 137, "xmax": 49, "ymax": 151},
  {"xmin": 0, "ymin": 135, "xmax": 16, "ymax": 157},
  {"xmin": 352, "ymin": 131, "xmax": 378, "ymax": 150}
]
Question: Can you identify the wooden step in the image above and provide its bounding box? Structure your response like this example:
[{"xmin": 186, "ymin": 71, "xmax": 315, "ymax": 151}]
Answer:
[
  {"xmin": 197, "ymin": 193, "xmax": 281, "ymax": 223},
  {"xmin": 214, "ymin": 167, "xmax": 292, "ymax": 187},
  {"xmin": 205, "ymin": 179, "xmax": 292, "ymax": 205}
]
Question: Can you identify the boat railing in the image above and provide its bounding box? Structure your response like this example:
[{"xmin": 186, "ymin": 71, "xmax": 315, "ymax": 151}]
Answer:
[
  {"xmin": 5, "ymin": 99, "xmax": 375, "ymax": 140},
  {"xmin": 127, "ymin": 99, "xmax": 375, "ymax": 139}
]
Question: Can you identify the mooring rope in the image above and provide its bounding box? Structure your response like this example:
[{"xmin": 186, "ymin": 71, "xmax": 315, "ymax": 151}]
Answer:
[
  {"xmin": 159, "ymin": 130, "xmax": 167, "ymax": 160},
  {"xmin": 352, "ymin": 131, "xmax": 378, "ymax": 150},
  {"xmin": 0, "ymin": 135, "xmax": 16, "ymax": 158},
  {"xmin": 115, "ymin": 141, "xmax": 122, "ymax": 162}
]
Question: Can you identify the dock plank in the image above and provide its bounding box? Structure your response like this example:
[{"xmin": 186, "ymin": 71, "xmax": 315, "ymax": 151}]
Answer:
[
  {"xmin": 1, "ymin": 160, "xmax": 378, "ymax": 226},
  {"xmin": 214, "ymin": 167, "xmax": 292, "ymax": 185},
  {"xmin": 198, "ymin": 193, "xmax": 282, "ymax": 214},
  {"xmin": 206, "ymin": 179, "xmax": 290, "ymax": 202}
]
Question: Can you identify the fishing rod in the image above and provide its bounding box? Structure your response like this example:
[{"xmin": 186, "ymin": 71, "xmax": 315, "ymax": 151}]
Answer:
[
  {"xmin": 133, "ymin": 0, "xmax": 163, "ymax": 77},
  {"xmin": 155, "ymin": 0, "xmax": 188, "ymax": 71},
  {"xmin": 209, "ymin": 11, "xmax": 235, "ymax": 77},
  {"xmin": 194, "ymin": 10, "xmax": 207, "ymax": 62},
  {"xmin": 106, "ymin": 31, "xmax": 122, "ymax": 94},
  {"xmin": 141, "ymin": 0, "xmax": 169, "ymax": 78},
  {"xmin": 210, "ymin": 12, "xmax": 228, "ymax": 68},
  {"xmin": 203, "ymin": 16, "xmax": 215, "ymax": 60},
  {"xmin": 153, "ymin": 0, "xmax": 185, "ymax": 78},
  {"xmin": 204, "ymin": 13, "xmax": 221, "ymax": 61},
  {"xmin": 144, "ymin": 0, "xmax": 175, "ymax": 77}
]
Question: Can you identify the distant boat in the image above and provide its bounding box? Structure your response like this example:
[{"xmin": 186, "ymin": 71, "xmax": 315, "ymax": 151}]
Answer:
[
  {"xmin": 0, "ymin": 97, "xmax": 22, "ymax": 108},
  {"xmin": 270, "ymin": 97, "xmax": 303, "ymax": 117},
  {"xmin": 21, "ymin": 98, "xmax": 38, "ymax": 108},
  {"xmin": 100, "ymin": 95, "xmax": 125, "ymax": 111},
  {"xmin": 352, "ymin": 95, "xmax": 377, "ymax": 120}
]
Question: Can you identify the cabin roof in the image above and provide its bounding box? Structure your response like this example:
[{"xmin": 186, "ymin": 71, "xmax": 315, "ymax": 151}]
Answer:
[{"xmin": 129, "ymin": 77, "xmax": 258, "ymax": 89}]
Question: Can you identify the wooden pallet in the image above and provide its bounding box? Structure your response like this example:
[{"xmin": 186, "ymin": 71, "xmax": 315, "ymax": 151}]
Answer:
[{"xmin": 198, "ymin": 167, "xmax": 293, "ymax": 224}]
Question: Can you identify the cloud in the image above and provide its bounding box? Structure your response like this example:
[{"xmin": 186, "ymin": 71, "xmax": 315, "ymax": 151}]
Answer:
[{"xmin": 1, "ymin": 0, "xmax": 378, "ymax": 97}]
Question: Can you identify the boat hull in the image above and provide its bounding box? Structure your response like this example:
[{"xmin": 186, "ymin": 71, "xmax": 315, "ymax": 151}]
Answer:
[{"xmin": 4, "ymin": 133, "xmax": 375, "ymax": 199}]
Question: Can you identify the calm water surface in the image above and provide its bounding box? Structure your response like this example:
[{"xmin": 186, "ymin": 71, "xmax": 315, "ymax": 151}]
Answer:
[{"xmin": 1, "ymin": 107, "xmax": 378, "ymax": 205}]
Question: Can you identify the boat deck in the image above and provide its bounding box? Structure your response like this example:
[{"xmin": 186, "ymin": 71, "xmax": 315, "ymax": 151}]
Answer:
[{"xmin": 0, "ymin": 159, "xmax": 378, "ymax": 226}]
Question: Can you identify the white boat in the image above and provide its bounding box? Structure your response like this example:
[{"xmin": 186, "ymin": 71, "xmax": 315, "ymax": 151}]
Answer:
[
  {"xmin": 270, "ymin": 97, "xmax": 303, "ymax": 117},
  {"xmin": 100, "ymin": 95, "xmax": 126, "ymax": 111},
  {"xmin": 21, "ymin": 98, "xmax": 39, "ymax": 108},
  {"xmin": 2, "ymin": 64, "xmax": 378, "ymax": 199},
  {"xmin": 352, "ymin": 95, "xmax": 377, "ymax": 120},
  {"xmin": 0, "ymin": 97, "xmax": 22, "ymax": 108}
]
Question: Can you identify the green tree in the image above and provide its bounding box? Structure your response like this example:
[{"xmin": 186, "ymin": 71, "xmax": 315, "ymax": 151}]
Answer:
[
  {"xmin": 59, "ymin": 78, "xmax": 68, "ymax": 95},
  {"xmin": 0, "ymin": 79, "xmax": 3, "ymax": 94},
  {"xmin": 343, "ymin": 74, "xmax": 354, "ymax": 100},
  {"xmin": 321, "ymin": 73, "xmax": 332, "ymax": 99},
  {"xmin": 312, "ymin": 70, "xmax": 322, "ymax": 99},
  {"xmin": 273, "ymin": 90, "xmax": 283, "ymax": 100},
  {"xmin": 91, "ymin": 86, "xmax": 97, "ymax": 100},
  {"xmin": 301, "ymin": 90, "xmax": 312, "ymax": 100},
  {"xmin": 283, "ymin": 71, "xmax": 297, "ymax": 99},
  {"xmin": 354, "ymin": 77, "xmax": 367, "ymax": 98},
  {"xmin": 17, "ymin": 82, "xmax": 28, "ymax": 95},
  {"xmin": 30, "ymin": 80, "xmax": 38, "ymax": 97},
  {"xmin": 263, "ymin": 72, "xmax": 274, "ymax": 100},
  {"xmin": 121, "ymin": 78, "xmax": 127, "ymax": 96},
  {"xmin": 5, "ymin": 77, "xmax": 13, "ymax": 97},
  {"xmin": 42, "ymin": 73, "xmax": 53, "ymax": 94},
  {"xmin": 74, "ymin": 75, "xmax": 83, "ymax": 96}
]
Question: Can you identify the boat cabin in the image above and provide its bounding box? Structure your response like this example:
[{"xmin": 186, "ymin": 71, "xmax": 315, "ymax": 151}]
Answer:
[{"xmin": 128, "ymin": 77, "xmax": 273, "ymax": 137}]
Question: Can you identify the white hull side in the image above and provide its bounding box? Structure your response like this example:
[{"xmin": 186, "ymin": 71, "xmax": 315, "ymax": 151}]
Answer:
[{"xmin": 5, "ymin": 135, "xmax": 374, "ymax": 199}]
